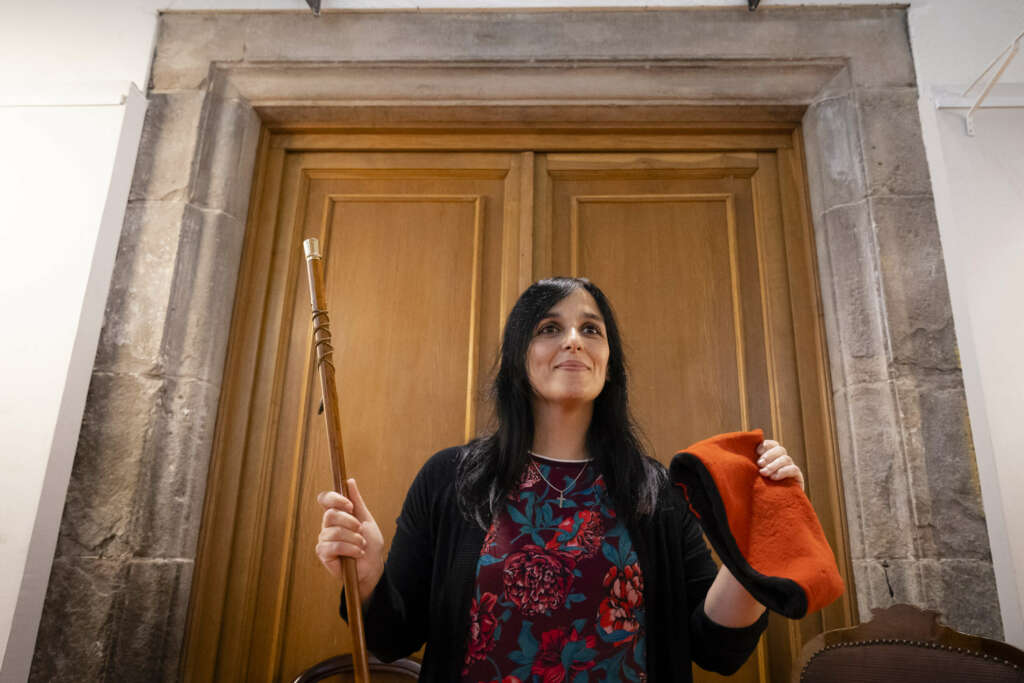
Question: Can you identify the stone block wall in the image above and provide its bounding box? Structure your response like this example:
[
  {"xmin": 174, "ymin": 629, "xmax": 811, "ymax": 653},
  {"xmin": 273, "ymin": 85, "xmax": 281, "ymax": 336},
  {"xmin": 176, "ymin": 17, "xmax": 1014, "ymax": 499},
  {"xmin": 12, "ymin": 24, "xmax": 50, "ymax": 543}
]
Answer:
[
  {"xmin": 802, "ymin": 74, "xmax": 997, "ymax": 636},
  {"xmin": 28, "ymin": 79, "xmax": 260, "ymax": 682}
]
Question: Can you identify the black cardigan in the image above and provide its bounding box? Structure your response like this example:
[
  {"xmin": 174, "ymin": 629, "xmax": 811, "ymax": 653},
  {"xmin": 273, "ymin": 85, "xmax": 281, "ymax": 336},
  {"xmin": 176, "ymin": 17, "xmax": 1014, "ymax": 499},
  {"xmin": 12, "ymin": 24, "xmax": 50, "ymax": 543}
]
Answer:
[{"xmin": 342, "ymin": 447, "xmax": 768, "ymax": 681}]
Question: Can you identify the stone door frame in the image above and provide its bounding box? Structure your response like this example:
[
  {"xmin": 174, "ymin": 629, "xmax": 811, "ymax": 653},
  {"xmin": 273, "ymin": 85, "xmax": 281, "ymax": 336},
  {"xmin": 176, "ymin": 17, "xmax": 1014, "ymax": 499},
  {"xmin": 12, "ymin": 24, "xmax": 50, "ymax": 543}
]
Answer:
[{"xmin": 32, "ymin": 8, "xmax": 998, "ymax": 682}]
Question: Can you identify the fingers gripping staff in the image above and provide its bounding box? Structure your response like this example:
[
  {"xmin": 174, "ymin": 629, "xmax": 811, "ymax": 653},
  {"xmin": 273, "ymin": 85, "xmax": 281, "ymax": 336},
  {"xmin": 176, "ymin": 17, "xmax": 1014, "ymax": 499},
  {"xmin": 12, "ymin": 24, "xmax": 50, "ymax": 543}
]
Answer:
[{"xmin": 303, "ymin": 238, "xmax": 371, "ymax": 683}]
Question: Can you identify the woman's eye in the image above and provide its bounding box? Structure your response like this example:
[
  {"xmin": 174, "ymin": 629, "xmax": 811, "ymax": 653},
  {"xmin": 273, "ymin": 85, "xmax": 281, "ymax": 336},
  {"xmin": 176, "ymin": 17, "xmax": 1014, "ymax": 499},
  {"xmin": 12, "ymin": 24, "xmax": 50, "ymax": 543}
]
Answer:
[{"xmin": 536, "ymin": 321, "xmax": 602, "ymax": 336}]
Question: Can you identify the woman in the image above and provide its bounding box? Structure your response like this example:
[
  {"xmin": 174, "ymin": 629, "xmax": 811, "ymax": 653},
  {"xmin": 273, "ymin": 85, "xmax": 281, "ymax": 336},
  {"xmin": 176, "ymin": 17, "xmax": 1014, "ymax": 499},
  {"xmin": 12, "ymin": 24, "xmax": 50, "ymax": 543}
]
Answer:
[{"xmin": 316, "ymin": 277, "xmax": 804, "ymax": 681}]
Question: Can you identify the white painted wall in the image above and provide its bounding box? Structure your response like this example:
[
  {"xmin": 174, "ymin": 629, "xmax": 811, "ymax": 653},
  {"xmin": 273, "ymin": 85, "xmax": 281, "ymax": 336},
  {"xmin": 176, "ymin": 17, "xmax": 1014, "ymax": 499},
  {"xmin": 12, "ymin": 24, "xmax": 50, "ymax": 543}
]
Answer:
[
  {"xmin": 910, "ymin": 0, "xmax": 1024, "ymax": 648},
  {"xmin": 921, "ymin": 106, "xmax": 1024, "ymax": 648},
  {"xmin": 0, "ymin": 90, "xmax": 147, "ymax": 680},
  {"xmin": 0, "ymin": 0, "xmax": 1021, "ymax": 677}
]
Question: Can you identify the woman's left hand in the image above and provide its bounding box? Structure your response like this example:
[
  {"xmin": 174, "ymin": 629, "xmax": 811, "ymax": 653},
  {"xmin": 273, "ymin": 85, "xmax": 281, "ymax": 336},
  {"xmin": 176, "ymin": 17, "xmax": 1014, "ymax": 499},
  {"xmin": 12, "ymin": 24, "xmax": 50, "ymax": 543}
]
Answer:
[{"xmin": 756, "ymin": 439, "xmax": 805, "ymax": 491}]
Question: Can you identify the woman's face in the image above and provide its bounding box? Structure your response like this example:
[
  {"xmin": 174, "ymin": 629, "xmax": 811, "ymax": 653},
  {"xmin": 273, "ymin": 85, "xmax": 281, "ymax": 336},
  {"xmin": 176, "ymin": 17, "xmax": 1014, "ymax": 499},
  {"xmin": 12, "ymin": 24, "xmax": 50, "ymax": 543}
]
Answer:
[{"xmin": 525, "ymin": 288, "xmax": 610, "ymax": 407}]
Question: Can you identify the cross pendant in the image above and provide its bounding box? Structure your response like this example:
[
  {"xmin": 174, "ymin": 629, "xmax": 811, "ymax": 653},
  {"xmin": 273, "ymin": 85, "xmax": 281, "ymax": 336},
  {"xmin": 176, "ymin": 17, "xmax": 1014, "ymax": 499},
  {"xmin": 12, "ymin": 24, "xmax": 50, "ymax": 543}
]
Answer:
[{"xmin": 557, "ymin": 494, "xmax": 565, "ymax": 508}]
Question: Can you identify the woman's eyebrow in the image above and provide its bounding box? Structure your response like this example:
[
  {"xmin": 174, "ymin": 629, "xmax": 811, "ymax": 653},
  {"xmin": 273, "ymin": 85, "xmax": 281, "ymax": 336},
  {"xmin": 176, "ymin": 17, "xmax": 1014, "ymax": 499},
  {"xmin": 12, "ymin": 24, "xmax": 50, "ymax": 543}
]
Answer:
[{"xmin": 540, "ymin": 311, "xmax": 605, "ymax": 322}]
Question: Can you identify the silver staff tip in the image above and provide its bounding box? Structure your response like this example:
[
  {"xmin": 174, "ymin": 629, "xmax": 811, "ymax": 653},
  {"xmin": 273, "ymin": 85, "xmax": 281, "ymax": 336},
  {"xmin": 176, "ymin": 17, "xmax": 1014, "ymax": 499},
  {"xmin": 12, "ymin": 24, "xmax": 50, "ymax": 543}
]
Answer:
[{"xmin": 303, "ymin": 238, "xmax": 321, "ymax": 259}]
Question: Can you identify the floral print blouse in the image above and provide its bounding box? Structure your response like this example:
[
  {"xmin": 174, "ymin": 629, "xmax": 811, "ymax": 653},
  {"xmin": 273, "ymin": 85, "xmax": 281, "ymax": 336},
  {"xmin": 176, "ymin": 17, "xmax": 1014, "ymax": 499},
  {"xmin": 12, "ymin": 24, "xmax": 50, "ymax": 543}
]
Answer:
[{"xmin": 461, "ymin": 454, "xmax": 646, "ymax": 682}]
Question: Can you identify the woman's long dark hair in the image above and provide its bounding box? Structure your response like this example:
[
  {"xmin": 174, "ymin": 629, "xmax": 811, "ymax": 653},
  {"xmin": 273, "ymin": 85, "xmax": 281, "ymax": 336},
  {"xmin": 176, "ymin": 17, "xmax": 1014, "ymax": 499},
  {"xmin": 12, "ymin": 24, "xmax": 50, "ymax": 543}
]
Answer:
[{"xmin": 456, "ymin": 277, "xmax": 665, "ymax": 533}]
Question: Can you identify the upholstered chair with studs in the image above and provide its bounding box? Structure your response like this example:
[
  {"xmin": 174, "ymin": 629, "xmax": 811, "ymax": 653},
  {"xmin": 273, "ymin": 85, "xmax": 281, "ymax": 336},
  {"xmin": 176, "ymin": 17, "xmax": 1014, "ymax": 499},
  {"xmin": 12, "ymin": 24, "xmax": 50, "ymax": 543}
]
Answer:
[{"xmin": 793, "ymin": 604, "xmax": 1024, "ymax": 682}]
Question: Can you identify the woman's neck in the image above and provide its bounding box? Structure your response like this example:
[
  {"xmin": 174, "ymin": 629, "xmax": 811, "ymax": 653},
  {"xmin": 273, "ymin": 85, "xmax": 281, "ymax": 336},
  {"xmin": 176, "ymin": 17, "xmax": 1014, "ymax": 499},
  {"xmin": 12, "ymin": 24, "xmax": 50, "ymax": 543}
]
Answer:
[{"xmin": 530, "ymin": 399, "xmax": 593, "ymax": 461}]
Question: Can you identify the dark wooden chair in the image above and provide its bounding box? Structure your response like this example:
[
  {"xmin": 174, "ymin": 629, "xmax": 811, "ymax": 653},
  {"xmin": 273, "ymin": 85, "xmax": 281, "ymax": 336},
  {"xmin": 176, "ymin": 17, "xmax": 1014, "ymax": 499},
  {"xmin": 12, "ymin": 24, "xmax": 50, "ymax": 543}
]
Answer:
[
  {"xmin": 292, "ymin": 654, "xmax": 421, "ymax": 682},
  {"xmin": 793, "ymin": 604, "xmax": 1024, "ymax": 682}
]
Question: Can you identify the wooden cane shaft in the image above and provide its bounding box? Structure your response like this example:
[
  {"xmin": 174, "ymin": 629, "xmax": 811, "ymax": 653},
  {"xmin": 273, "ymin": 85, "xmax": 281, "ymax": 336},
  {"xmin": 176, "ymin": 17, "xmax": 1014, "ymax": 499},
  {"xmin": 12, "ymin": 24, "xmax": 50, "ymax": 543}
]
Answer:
[
  {"xmin": 306, "ymin": 285, "xmax": 348, "ymax": 491},
  {"xmin": 303, "ymin": 239, "xmax": 371, "ymax": 683}
]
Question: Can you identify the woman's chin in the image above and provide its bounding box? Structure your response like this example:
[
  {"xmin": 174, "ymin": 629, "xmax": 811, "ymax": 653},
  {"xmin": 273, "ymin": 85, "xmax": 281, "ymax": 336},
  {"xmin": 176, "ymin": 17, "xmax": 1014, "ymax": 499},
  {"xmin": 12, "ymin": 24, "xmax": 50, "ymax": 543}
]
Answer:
[
  {"xmin": 531, "ymin": 380, "xmax": 604, "ymax": 407},
  {"xmin": 549, "ymin": 388, "xmax": 602, "ymax": 405}
]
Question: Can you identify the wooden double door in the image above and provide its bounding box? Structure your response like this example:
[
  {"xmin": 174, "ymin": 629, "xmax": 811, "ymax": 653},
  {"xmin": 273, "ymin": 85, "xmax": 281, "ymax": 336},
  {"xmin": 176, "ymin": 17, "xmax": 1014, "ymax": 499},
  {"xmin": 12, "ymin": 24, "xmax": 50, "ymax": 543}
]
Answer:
[{"xmin": 185, "ymin": 125, "xmax": 855, "ymax": 682}]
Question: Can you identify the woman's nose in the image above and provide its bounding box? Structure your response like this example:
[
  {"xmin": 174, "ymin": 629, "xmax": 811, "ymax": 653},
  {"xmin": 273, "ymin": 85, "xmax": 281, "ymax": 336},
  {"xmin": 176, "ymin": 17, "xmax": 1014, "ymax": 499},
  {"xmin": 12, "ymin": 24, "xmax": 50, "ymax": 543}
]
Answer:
[{"xmin": 564, "ymin": 326, "xmax": 583, "ymax": 349}]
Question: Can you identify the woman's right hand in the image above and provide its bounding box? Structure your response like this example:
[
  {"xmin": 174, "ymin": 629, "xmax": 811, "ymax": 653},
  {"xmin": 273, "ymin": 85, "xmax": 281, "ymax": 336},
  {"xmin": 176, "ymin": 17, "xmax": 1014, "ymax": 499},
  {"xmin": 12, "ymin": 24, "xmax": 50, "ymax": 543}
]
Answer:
[{"xmin": 316, "ymin": 478, "xmax": 386, "ymax": 605}]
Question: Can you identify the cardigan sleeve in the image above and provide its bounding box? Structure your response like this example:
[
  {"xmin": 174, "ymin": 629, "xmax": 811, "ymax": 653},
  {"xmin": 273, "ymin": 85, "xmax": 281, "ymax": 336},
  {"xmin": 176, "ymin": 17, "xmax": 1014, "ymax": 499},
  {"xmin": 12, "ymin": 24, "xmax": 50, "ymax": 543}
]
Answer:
[
  {"xmin": 340, "ymin": 450, "xmax": 448, "ymax": 661},
  {"xmin": 677, "ymin": 494, "xmax": 769, "ymax": 675}
]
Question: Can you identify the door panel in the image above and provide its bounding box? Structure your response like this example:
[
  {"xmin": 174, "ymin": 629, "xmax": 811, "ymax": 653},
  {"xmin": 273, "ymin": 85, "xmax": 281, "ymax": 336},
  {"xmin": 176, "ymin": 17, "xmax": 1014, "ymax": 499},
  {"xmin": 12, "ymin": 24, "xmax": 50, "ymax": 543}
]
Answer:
[
  {"xmin": 539, "ymin": 153, "xmax": 770, "ymax": 456},
  {"xmin": 537, "ymin": 151, "xmax": 809, "ymax": 682},
  {"xmin": 188, "ymin": 151, "xmax": 529, "ymax": 681},
  {"xmin": 275, "ymin": 155, "xmax": 529, "ymax": 679}
]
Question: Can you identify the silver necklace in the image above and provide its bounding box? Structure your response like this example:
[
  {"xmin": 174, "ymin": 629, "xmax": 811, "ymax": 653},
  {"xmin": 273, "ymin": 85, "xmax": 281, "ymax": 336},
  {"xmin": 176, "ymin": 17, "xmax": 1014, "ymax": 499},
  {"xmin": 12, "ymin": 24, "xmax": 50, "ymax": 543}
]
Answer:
[{"xmin": 528, "ymin": 451, "xmax": 590, "ymax": 508}]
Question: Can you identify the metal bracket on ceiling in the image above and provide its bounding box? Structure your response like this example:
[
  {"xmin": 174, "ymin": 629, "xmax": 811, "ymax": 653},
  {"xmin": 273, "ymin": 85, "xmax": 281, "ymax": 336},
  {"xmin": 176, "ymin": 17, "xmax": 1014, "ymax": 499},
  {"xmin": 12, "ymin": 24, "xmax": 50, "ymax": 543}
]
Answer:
[
  {"xmin": 306, "ymin": 0, "xmax": 321, "ymax": 17},
  {"xmin": 960, "ymin": 28, "xmax": 1023, "ymax": 136},
  {"xmin": 748, "ymin": 0, "xmax": 761, "ymax": 10}
]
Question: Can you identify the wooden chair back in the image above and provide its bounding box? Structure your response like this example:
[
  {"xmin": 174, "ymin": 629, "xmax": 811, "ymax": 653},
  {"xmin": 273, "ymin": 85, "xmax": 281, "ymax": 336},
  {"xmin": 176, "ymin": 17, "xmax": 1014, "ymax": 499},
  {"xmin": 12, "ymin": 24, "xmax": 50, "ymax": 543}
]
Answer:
[{"xmin": 793, "ymin": 604, "xmax": 1024, "ymax": 682}]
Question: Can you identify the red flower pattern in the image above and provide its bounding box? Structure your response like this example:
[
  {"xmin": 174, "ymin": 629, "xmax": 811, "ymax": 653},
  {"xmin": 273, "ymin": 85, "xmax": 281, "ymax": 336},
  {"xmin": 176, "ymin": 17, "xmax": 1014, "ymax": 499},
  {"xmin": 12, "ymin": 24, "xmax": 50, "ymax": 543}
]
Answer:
[
  {"xmin": 482, "ymin": 520, "xmax": 499, "ymax": 552},
  {"xmin": 545, "ymin": 509, "xmax": 603, "ymax": 558},
  {"xmin": 531, "ymin": 626, "xmax": 597, "ymax": 683},
  {"xmin": 462, "ymin": 460, "xmax": 644, "ymax": 681},
  {"xmin": 502, "ymin": 545, "xmax": 574, "ymax": 616},
  {"xmin": 598, "ymin": 562, "xmax": 644, "ymax": 645},
  {"xmin": 509, "ymin": 465, "xmax": 542, "ymax": 499},
  {"xmin": 463, "ymin": 592, "xmax": 500, "ymax": 673}
]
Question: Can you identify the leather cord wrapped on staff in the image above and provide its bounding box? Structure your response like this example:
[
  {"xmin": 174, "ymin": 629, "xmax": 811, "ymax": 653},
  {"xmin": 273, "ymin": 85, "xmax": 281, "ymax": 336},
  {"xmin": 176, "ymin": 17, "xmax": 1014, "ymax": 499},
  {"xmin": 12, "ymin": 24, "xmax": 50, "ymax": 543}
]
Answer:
[{"xmin": 303, "ymin": 238, "xmax": 371, "ymax": 683}]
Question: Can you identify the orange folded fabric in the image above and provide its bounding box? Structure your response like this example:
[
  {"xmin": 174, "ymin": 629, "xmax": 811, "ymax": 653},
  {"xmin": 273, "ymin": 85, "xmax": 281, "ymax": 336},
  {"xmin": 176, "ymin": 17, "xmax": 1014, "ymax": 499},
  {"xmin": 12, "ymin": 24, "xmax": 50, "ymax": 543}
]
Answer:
[{"xmin": 669, "ymin": 428, "xmax": 845, "ymax": 619}]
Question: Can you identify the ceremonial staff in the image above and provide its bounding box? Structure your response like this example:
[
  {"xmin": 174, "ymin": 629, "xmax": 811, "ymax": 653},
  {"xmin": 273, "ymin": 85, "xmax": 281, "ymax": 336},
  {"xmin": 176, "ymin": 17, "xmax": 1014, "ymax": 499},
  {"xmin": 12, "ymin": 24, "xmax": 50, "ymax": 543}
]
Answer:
[{"xmin": 303, "ymin": 238, "xmax": 371, "ymax": 682}]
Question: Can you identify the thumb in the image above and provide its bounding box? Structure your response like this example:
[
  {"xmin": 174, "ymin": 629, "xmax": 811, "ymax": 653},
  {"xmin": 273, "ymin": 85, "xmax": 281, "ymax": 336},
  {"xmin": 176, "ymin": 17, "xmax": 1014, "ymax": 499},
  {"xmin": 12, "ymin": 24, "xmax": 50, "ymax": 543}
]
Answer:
[{"xmin": 345, "ymin": 478, "xmax": 374, "ymax": 523}]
